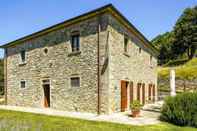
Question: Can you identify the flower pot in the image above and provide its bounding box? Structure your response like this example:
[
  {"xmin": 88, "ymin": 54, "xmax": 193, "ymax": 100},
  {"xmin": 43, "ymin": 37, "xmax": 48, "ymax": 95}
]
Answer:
[{"xmin": 132, "ymin": 110, "xmax": 140, "ymax": 117}]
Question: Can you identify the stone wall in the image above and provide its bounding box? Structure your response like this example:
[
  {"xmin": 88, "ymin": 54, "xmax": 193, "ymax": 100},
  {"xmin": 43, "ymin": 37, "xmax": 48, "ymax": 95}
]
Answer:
[
  {"xmin": 107, "ymin": 14, "xmax": 158, "ymax": 113},
  {"xmin": 158, "ymin": 77, "xmax": 197, "ymax": 92},
  {"xmin": 6, "ymin": 14, "xmax": 109, "ymax": 113}
]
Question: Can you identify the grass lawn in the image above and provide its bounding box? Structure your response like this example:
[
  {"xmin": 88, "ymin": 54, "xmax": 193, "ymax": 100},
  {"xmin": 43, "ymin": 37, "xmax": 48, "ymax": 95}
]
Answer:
[{"xmin": 0, "ymin": 110, "xmax": 195, "ymax": 131}]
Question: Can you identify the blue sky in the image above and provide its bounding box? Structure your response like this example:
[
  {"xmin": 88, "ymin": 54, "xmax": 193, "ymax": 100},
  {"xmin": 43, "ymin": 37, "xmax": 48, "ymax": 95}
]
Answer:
[{"xmin": 0, "ymin": 0, "xmax": 196, "ymax": 57}]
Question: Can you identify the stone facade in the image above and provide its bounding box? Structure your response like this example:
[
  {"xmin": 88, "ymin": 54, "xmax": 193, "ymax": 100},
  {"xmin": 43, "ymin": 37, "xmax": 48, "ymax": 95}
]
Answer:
[
  {"xmin": 4, "ymin": 7, "xmax": 157, "ymax": 114},
  {"xmin": 107, "ymin": 15, "xmax": 158, "ymax": 113}
]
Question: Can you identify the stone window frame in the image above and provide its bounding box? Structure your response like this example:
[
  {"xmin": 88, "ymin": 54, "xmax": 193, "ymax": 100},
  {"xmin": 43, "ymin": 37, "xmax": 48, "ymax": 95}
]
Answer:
[
  {"xmin": 70, "ymin": 31, "xmax": 80, "ymax": 53},
  {"xmin": 123, "ymin": 35, "xmax": 130, "ymax": 57},
  {"xmin": 43, "ymin": 48, "xmax": 49, "ymax": 55},
  {"xmin": 20, "ymin": 80, "xmax": 26, "ymax": 89},
  {"xmin": 70, "ymin": 76, "xmax": 80, "ymax": 88},
  {"xmin": 149, "ymin": 55, "xmax": 153, "ymax": 67},
  {"xmin": 124, "ymin": 35, "xmax": 129, "ymax": 53},
  {"xmin": 19, "ymin": 50, "xmax": 27, "ymax": 65},
  {"xmin": 139, "ymin": 47, "xmax": 142, "ymax": 54}
]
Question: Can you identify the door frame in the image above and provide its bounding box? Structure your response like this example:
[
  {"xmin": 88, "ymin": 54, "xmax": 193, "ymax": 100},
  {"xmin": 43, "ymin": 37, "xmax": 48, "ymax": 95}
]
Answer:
[
  {"xmin": 42, "ymin": 79, "xmax": 51, "ymax": 108},
  {"xmin": 142, "ymin": 83, "xmax": 145, "ymax": 105},
  {"xmin": 120, "ymin": 80, "xmax": 130, "ymax": 112},
  {"xmin": 137, "ymin": 83, "xmax": 141, "ymax": 102}
]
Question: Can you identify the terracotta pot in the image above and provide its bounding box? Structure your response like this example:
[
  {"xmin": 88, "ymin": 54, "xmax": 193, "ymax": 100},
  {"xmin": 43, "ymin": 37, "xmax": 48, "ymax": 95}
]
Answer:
[{"xmin": 132, "ymin": 110, "xmax": 140, "ymax": 117}]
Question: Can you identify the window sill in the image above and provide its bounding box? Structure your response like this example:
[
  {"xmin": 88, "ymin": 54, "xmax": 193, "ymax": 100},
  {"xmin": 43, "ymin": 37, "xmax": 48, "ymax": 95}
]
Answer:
[
  {"xmin": 68, "ymin": 51, "xmax": 81, "ymax": 56},
  {"xmin": 19, "ymin": 62, "xmax": 27, "ymax": 66},
  {"xmin": 123, "ymin": 52, "xmax": 130, "ymax": 57}
]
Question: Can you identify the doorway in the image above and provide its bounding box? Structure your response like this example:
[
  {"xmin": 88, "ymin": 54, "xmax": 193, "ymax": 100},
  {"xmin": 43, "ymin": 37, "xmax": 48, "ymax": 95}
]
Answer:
[
  {"xmin": 121, "ymin": 80, "xmax": 129, "ymax": 112},
  {"xmin": 142, "ymin": 83, "xmax": 145, "ymax": 105},
  {"xmin": 43, "ymin": 80, "xmax": 50, "ymax": 108}
]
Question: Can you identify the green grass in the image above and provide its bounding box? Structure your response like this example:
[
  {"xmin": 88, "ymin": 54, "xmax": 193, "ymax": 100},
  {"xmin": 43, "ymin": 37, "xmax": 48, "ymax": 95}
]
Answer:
[
  {"xmin": 158, "ymin": 58, "xmax": 197, "ymax": 80},
  {"xmin": 0, "ymin": 109, "xmax": 195, "ymax": 131}
]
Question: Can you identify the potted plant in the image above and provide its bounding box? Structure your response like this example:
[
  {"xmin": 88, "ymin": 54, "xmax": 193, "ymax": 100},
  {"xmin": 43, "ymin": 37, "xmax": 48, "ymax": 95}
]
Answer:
[{"xmin": 130, "ymin": 100, "xmax": 142, "ymax": 117}]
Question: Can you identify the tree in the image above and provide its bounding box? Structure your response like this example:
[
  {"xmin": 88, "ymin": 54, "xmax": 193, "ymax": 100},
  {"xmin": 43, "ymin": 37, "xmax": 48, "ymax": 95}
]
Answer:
[
  {"xmin": 172, "ymin": 6, "xmax": 197, "ymax": 59},
  {"xmin": 151, "ymin": 32, "xmax": 174, "ymax": 65}
]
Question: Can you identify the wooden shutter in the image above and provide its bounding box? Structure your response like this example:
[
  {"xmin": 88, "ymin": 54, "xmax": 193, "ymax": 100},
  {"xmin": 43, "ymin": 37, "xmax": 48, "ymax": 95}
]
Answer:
[
  {"xmin": 121, "ymin": 81, "xmax": 127, "ymax": 112},
  {"xmin": 130, "ymin": 81, "xmax": 133, "ymax": 105},
  {"xmin": 153, "ymin": 84, "xmax": 155, "ymax": 102},
  {"xmin": 142, "ymin": 83, "xmax": 145, "ymax": 105},
  {"xmin": 148, "ymin": 84, "xmax": 152, "ymax": 101},
  {"xmin": 137, "ymin": 83, "xmax": 141, "ymax": 102}
]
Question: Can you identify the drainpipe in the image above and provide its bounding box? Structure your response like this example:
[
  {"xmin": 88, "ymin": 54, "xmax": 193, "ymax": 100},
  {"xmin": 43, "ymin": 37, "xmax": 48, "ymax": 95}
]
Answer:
[
  {"xmin": 97, "ymin": 15, "xmax": 101, "ymax": 115},
  {"xmin": 4, "ymin": 48, "xmax": 7, "ymax": 105}
]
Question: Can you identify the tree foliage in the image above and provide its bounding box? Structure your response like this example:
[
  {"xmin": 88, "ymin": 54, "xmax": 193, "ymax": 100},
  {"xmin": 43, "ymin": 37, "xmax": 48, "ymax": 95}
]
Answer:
[
  {"xmin": 172, "ymin": 6, "xmax": 197, "ymax": 59},
  {"xmin": 152, "ymin": 5, "xmax": 197, "ymax": 65},
  {"xmin": 152, "ymin": 32, "xmax": 174, "ymax": 65}
]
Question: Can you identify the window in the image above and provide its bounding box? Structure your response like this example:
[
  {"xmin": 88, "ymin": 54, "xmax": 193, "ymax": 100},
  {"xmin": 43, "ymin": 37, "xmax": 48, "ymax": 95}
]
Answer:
[
  {"xmin": 20, "ymin": 50, "xmax": 26, "ymax": 63},
  {"xmin": 139, "ymin": 48, "xmax": 142, "ymax": 54},
  {"xmin": 20, "ymin": 81, "xmax": 26, "ymax": 88},
  {"xmin": 124, "ymin": 37, "xmax": 128, "ymax": 53},
  {"xmin": 150, "ymin": 55, "xmax": 153, "ymax": 64},
  {"xmin": 71, "ymin": 77, "xmax": 80, "ymax": 88},
  {"xmin": 150, "ymin": 55, "xmax": 154, "ymax": 66},
  {"xmin": 44, "ymin": 48, "xmax": 48, "ymax": 54},
  {"xmin": 71, "ymin": 33, "xmax": 80, "ymax": 52}
]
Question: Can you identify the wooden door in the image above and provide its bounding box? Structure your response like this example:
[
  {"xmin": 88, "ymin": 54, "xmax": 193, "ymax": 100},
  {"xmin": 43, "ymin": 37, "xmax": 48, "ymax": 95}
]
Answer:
[
  {"xmin": 153, "ymin": 84, "xmax": 155, "ymax": 102},
  {"xmin": 44, "ymin": 85, "xmax": 50, "ymax": 108},
  {"xmin": 148, "ymin": 84, "xmax": 152, "ymax": 101},
  {"xmin": 142, "ymin": 83, "xmax": 145, "ymax": 105},
  {"xmin": 130, "ymin": 82, "xmax": 133, "ymax": 106},
  {"xmin": 137, "ymin": 83, "xmax": 141, "ymax": 102},
  {"xmin": 121, "ymin": 81, "xmax": 127, "ymax": 112}
]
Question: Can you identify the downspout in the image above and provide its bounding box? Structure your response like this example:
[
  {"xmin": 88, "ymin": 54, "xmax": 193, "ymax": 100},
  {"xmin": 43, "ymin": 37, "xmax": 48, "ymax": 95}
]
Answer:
[
  {"xmin": 4, "ymin": 48, "xmax": 7, "ymax": 105},
  {"xmin": 97, "ymin": 15, "xmax": 101, "ymax": 115}
]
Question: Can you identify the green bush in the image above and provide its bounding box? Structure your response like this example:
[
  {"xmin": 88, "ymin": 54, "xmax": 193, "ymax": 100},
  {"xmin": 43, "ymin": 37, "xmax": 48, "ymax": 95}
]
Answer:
[
  {"xmin": 130, "ymin": 100, "xmax": 142, "ymax": 111},
  {"xmin": 160, "ymin": 92, "xmax": 197, "ymax": 127}
]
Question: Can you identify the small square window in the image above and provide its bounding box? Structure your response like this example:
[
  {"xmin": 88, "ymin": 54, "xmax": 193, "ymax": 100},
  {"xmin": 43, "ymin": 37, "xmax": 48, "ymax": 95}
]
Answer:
[
  {"xmin": 71, "ymin": 77, "xmax": 80, "ymax": 88},
  {"xmin": 71, "ymin": 33, "xmax": 80, "ymax": 52},
  {"xmin": 20, "ymin": 81, "xmax": 26, "ymax": 88},
  {"xmin": 124, "ymin": 37, "xmax": 128, "ymax": 53},
  {"xmin": 20, "ymin": 50, "xmax": 26, "ymax": 63}
]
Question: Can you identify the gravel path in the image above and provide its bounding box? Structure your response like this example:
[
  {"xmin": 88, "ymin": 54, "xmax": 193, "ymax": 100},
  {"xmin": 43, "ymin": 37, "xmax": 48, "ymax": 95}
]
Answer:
[{"xmin": 0, "ymin": 105, "xmax": 160, "ymax": 125}]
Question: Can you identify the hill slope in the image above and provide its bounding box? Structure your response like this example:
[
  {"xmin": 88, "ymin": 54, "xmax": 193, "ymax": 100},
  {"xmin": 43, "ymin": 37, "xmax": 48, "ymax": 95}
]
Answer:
[{"xmin": 158, "ymin": 58, "xmax": 197, "ymax": 92}]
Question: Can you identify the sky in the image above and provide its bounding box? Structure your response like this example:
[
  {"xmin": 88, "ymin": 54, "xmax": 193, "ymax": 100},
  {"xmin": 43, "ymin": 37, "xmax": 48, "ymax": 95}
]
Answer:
[{"xmin": 0, "ymin": 0, "xmax": 196, "ymax": 57}]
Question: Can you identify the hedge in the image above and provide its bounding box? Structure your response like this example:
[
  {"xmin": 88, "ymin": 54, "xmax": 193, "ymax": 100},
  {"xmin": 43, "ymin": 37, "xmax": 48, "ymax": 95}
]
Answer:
[{"xmin": 160, "ymin": 92, "xmax": 197, "ymax": 127}]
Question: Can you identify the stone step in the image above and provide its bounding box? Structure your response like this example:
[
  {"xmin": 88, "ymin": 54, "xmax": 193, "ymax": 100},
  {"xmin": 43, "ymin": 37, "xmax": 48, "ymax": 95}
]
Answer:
[{"xmin": 142, "ymin": 101, "xmax": 163, "ymax": 113}]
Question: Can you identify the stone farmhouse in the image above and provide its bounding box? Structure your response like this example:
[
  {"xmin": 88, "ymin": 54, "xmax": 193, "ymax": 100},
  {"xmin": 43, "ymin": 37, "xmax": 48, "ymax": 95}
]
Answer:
[{"xmin": 1, "ymin": 4, "xmax": 158, "ymax": 114}]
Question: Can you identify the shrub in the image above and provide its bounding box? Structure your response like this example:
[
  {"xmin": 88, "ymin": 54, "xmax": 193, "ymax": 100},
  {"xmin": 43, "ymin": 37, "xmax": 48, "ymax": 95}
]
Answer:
[
  {"xmin": 160, "ymin": 92, "xmax": 197, "ymax": 127},
  {"xmin": 130, "ymin": 100, "xmax": 142, "ymax": 111}
]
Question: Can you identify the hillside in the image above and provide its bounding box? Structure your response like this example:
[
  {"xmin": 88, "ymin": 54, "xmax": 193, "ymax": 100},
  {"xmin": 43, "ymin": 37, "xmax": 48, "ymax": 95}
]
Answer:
[
  {"xmin": 158, "ymin": 58, "xmax": 197, "ymax": 92},
  {"xmin": 158, "ymin": 58, "xmax": 197, "ymax": 79}
]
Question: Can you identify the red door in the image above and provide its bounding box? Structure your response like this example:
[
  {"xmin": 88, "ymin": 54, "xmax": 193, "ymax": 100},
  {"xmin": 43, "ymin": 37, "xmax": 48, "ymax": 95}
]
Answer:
[
  {"xmin": 153, "ymin": 84, "xmax": 155, "ymax": 102},
  {"xmin": 142, "ymin": 83, "xmax": 145, "ymax": 105},
  {"xmin": 137, "ymin": 83, "xmax": 141, "ymax": 102},
  {"xmin": 130, "ymin": 82, "xmax": 133, "ymax": 106},
  {"xmin": 121, "ymin": 81, "xmax": 127, "ymax": 112},
  {"xmin": 148, "ymin": 84, "xmax": 152, "ymax": 101}
]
